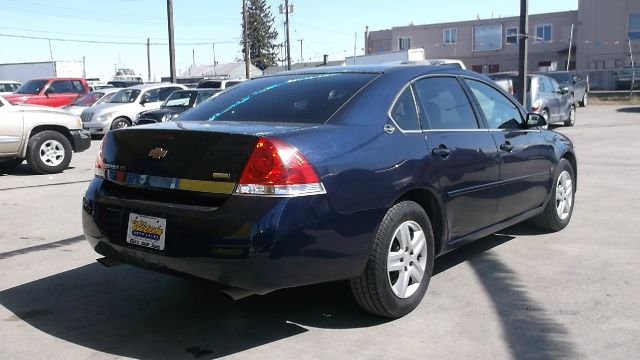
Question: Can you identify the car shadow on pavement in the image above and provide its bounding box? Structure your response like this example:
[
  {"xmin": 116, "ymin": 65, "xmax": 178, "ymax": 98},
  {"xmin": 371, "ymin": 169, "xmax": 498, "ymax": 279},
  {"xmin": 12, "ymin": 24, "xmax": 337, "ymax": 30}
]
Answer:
[
  {"xmin": 0, "ymin": 223, "xmax": 576, "ymax": 359},
  {"xmin": 434, "ymin": 224, "xmax": 579, "ymax": 359},
  {"xmin": 616, "ymin": 106, "xmax": 640, "ymax": 113},
  {"xmin": 0, "ymin": 163, "xmax": 75, "ymax": 177},
  {"xmin": 0, "ymin": 262, "xmax": 386, "ymax": 359}
]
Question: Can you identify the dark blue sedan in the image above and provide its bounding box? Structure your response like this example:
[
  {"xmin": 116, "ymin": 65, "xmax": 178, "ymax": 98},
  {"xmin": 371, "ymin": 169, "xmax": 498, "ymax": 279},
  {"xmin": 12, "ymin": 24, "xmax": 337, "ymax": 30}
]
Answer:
[{"xmin": 83, "ymin": 65, "xmax": 577, "ymax": 318}]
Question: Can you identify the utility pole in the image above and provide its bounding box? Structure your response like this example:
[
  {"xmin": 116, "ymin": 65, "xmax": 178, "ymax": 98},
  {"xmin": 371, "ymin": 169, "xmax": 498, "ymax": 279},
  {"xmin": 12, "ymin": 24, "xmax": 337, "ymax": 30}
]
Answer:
[
  {"xmin": 629, "ymin": 37, "xmax": 636, "ymax": 97},
  {"xmin": 242, "ymin": 0, "xmax": 251, "ymax": 79},
  {"xmin": 567, "ymin": 24, "xmax": 574, "ymax": 71},
  {"xmin": 82, "ymin": 56, "xmax": 86, "ymax": 78},
  {"xmin": 48, "ymin": 39, "xmax": 54, "ymax": 63},
  {"xmin": 353, "ymin": 32, "xmax": 357, "ymax": 60},
  {"xmin": 146, "ymin": 38, "xmax": 151, "ymax": 82},
  {"xmin": 192, "ymin": 48, "xmax": 195, "ymax": 69},
  {"xmin": 517, "ymin": 0, "xmax": 529, "ymax": 108},
  {"xmin": 212, "ymin": 42, "xmax": 217, "ymax": 75},
  {"xmin": 166, "ymin": 0, "xmax": 177, "ymax": 83},
  {"xmin": 298, "ymin": 39, "xmax": 303, "ymax": 62},
  {"xmin": 285, "ymin": 0, "xmax": 291, "ymax": 70}
]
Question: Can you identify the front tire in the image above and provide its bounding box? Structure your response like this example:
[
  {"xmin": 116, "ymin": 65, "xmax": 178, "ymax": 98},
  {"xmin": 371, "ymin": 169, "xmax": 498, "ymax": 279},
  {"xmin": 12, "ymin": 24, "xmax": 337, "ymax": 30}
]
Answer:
[
  {"xmin": 110, "ymin": 117, "xmax": 131, "ymax": 130},
  {"xmin": 532, "ymin": 159, "xmax": 575, "ymax": 232},
  {"xmin": 350, "ymin": 201, "xmax": 435, "ymax": 318},
  {"xmin": 579, "ymin": 92, "xmax": 588, "ymax": 107},
  {"xmin": 26, "ymin": 131, "xmax": 72, "ymax": 174}
]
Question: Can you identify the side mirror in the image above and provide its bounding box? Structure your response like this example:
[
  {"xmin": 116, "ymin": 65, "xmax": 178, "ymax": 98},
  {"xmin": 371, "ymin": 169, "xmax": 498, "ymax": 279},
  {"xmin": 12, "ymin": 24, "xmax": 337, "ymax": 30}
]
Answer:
[
  {"xmin": 526, "ymin": 113, "xmax": 547, "ymax": 128},
  {"xmin": 562, "ymin": 86, "xmax": 570, "ymax": 94}
]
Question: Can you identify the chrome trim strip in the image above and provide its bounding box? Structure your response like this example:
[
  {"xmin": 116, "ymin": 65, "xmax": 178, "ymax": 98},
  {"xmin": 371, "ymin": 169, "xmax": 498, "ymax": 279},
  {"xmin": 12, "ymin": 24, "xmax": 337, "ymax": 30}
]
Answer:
[
  {"xmin": 0, "ymin": 136, "xmax": 21, "ymax": 144},
  {"xmin": 100, "ymin": 170, "xmax": 235, "ymax": 195},
  {"xmin": 447, "ymin": 171, "xmax": 550, "ymax": 197}
]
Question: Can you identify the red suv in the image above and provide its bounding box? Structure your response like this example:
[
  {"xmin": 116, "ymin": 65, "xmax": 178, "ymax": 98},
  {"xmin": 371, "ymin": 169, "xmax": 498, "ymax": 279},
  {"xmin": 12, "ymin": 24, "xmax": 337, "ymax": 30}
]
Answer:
[{"xmin": 4, "ymin": 78, "xmax": 90, "ymax": 107}]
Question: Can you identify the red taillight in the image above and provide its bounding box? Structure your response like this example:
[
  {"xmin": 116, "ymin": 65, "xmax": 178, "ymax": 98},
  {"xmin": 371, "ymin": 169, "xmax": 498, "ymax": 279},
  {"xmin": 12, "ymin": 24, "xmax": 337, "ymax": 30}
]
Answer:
[
  {"xmin": 531, "ymin": 100, "xmax": 542, "ymax": 112},
  {"xmin": 236, "ymin": 137, "xmax": 325, "ymax": 196}
]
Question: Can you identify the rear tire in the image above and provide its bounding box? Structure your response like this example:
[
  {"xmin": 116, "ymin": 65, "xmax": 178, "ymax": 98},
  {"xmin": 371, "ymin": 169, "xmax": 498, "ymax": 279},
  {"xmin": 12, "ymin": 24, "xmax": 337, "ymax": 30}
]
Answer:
[
  {"xmin": 532, "ymin": 159, "xmax": 575, "ymax": 232},
  {"xmin": 350, "ymin": 201, "xmax": 434, "ymax": 318},
  {"xmin": 579, "ymin": 92, "xmax": 588, "ymax": 107},
  {"xmin": 0, "ymin": 158, "xmax": 23, "ymax": 171},
  {"xmin": 25, "ymin": 131, "xmax": 72, "ymax": 174},
  {"xmin": 564, "ymin": 104, "xmax": 576, "ymax": 127}
]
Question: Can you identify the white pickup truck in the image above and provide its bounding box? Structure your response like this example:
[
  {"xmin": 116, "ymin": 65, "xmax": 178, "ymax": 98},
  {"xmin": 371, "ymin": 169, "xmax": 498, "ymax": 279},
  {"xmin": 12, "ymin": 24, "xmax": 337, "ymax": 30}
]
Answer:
[{"xmin": 0, "ymin": 95, "xmax": 91, "ymax": 174}]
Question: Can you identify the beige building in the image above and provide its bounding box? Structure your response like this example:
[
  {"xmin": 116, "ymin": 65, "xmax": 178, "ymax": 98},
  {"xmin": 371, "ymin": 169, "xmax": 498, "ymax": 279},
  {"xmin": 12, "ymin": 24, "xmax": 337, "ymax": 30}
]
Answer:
[{"xmin": 366, "ymin": 0, "xmax": 639, "ymax": 77}]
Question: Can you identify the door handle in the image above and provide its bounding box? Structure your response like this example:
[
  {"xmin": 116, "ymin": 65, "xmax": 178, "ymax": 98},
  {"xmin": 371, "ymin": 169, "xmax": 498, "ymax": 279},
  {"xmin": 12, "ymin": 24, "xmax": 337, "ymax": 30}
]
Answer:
[
  {"xmin": 500, "ymin": 142, "xmax": 514, "ymax": 152},
  {"xmin": 432, "ymin": 145, "xmax": 451, "ymax": 158}
]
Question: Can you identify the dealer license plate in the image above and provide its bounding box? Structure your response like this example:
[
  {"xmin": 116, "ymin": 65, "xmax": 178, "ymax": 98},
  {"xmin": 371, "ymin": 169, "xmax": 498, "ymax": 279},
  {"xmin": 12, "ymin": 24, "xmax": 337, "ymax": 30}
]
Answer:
[{"xmin": 126, "ymin": 213, "xmax": 166, "ymax": 251}]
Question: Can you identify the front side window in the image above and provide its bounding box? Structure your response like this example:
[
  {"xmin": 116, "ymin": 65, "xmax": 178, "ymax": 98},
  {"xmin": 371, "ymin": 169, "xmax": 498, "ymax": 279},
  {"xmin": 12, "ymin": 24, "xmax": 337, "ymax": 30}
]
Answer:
[
  {"xmin": 389, "ymin": 87, "xmax": 420, "ymax": 131},
  {"xmin": 179, "ymin": 73, "xmax": 377, "ymax": 124},
  {"xmin": 16, "ymin": 79, "xmax": 48, "ymax": 94},
  {"xmin": 398, "ymin": 37, "xmax": 411, "ymax": 50},
  {"xmin": 629, "ymin": 13, "xmax": 640, "ymax": 40},
  {"xmin": 464, "ymin": 79, "xmax": 523, "ymax": 130},
  {"xmin": 506, "ymin": 27, "xmax": 519, "ymax": 44},
  {"xmin": 443, "ymin": 28, "xmax": 457, "ymax": 44},
  {"xmin": 535, "ymin": 25, "xmax": 552, "ymax": 43},
  {"xmin": 143, "ymin": 89, "xmax": 161, "ymax": 103},
  {"xmin": 413, "ymin": 77, "xmax": 478, "ymax": 130}
]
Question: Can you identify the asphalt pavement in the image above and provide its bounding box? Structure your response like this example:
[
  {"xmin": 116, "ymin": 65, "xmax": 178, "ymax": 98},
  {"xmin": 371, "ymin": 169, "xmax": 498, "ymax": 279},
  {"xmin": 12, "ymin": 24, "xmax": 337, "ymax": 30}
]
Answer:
[{"xmin": 1, "ymin": 105, "xmax": 639, "ymax": 359}]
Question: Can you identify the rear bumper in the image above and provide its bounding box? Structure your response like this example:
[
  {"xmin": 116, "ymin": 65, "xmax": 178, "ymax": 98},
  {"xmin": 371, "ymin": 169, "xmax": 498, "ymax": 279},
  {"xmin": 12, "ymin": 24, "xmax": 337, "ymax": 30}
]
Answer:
[
  {"xmin": 70, "ymin": 129, "xmax": 91, "ymax": 152},
  {"xmin": 82, "ymin": 178, "xmax": 383, "ymax": 290}
]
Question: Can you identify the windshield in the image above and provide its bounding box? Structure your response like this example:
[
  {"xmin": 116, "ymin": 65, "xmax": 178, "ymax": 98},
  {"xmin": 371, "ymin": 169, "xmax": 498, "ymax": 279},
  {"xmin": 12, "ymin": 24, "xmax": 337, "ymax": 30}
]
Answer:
[
  {"xmin": 16, "ymin": 79, "xmax": 48, "ymax": 95},
  {"xmin": 163, "ymin": 90, "xmax": 196, "ymax": 107},
  {"xmin": 70, "ymin": 92, "xmax": 103, "ymax": 106},
  {"xmin": 545, "ymin": 72, "xmax": 572, "ymax": 84},
  {"xmin": 108, "ymin": 89, "xmax": 141, "ymax": 103},
  {"xmin": 179, "ymin": 73, "xmax": 377, "ymax": 124}
]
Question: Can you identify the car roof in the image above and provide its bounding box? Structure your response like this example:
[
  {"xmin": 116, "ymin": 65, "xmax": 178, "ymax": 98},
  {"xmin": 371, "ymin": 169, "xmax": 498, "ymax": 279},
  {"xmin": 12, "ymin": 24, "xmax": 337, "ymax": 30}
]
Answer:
[
  {"xmin": 30, "ymin": 77, "xmax": 85, "ymax": 81},
  {"xmin": 264, "ymin": 64, "xmax": 469, "ymax": 78},
  {"xmin": 126, "ymin": 83, "xmax": 184, "ymax": 91}
]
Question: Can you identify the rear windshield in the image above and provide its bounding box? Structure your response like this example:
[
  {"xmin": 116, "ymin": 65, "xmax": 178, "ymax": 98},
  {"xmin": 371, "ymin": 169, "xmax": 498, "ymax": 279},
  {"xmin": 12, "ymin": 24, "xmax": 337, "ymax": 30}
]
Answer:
[
  {"xmin": 544, "ymin": 72, "xmax": 572, "ymax": 84},
  {"xmin": 179, "ymin": 73, "xmax": 377, "ymax": 124}
]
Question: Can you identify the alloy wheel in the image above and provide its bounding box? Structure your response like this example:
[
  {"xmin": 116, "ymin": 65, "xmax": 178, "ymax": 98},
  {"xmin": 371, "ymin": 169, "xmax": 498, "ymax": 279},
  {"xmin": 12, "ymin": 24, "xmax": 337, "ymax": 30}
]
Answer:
[
  {"xmin": 39, "ymin": 140, "xmax": 65, "ymax": 167},
  {"xmin": 387, "ymin": 221, "xmax": 427, "ymax": 299},
  {"xmin": 556, "ymin": 171, "xmax": 573, "ymax": 220}
]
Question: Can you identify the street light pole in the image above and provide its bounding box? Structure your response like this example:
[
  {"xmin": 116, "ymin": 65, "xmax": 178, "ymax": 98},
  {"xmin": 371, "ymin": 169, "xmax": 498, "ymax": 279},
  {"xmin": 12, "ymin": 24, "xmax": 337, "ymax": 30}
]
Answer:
[
  {"xmin": 166, "ymin": 0, "xmax": 177, "ymax": 83},
  {"xmin": 517, "ymin": 0, "xmax": 529, "ymax": 109},
  {"xmin": 285, "ymin": 0, "xmax": 291, "ymax": 70}
]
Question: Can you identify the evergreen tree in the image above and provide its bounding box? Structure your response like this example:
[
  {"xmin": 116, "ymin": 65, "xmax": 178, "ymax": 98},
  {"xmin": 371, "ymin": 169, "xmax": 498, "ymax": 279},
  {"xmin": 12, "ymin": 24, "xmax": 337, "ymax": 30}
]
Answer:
[{"xmin": 241, "ymin": 0, "xmax": 279, "ymax": 70}]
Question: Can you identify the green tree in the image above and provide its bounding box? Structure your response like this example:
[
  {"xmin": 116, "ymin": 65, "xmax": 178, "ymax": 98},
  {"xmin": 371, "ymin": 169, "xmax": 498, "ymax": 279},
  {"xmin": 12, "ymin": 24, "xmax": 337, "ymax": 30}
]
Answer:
[{"xmin": 241, "ymin": 0, "xmax": 279, "ymax": 70}]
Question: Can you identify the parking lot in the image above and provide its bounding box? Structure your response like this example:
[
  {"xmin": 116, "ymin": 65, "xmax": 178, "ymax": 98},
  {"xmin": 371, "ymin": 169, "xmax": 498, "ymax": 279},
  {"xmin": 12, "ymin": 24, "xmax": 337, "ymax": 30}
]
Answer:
[{"xmin": 0, "ymin": 105, "xmax": 639, "ymax": 359}]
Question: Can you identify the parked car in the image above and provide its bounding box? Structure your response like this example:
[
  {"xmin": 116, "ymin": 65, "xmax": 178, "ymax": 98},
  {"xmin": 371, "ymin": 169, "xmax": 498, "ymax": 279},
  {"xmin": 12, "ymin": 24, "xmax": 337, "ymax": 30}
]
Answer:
[
  {"xmin": 489, "ymin": 72, "xmax": 576, "ymax": 126},
  {"xmin": 0, "ymin": 81, "xmax": 21, "ymax": 96},
  {"xmin": 540, "ymin": 71, "xmax": 589, "ymax": 107},
  {"xmin": 196, "ymin": 78, "xmax": 244, "ymax": 90},
  {"xmin": 3, "ymin": 78, "xmax": 90, "ymax": 107},
  {"xmin": 83, "ymin": 65, "xmax": 577, "ymax": 318},
  {"xmin": 63, "ymin": 88, "xmax": 121, "ymax": 116},
  {"xmin": 614, "ymin": 67, "xmax": 639, "ymax": 91},
  {"xmin": 81, "ymin": 83, "xmax": 186, "ymax": 135},
  {"xmin": 107, "ymin": 80, "xmax": 143, "ymax": 88},
  {"xmin": 134, "ymin": 89, "xmax": 219, "ymax": 125},
  {"xmin": 0, "ymin": 95, "xmax": 91, "ymax": 174}
]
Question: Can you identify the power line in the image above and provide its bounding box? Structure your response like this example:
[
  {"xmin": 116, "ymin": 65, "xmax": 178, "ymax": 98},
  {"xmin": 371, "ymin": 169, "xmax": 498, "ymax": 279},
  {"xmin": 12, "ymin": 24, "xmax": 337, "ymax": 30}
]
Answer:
[{"xmin": 0, "ymin": 33, "xmax": 240, "ymax": 46}]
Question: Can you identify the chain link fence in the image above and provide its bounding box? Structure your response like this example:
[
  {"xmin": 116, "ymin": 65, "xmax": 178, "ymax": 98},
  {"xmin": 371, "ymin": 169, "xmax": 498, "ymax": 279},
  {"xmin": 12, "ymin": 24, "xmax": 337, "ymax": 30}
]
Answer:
[{"xmin": 582, "ymin": 68, "xmax": 638, "ymax": 92}]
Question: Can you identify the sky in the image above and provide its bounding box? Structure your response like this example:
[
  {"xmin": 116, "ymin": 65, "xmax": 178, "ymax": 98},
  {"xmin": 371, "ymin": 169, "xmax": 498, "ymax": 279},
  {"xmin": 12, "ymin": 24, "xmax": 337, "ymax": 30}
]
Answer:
[{"xmin": 0, "ymin": 0, "xmax": 579, "ymax": 81}]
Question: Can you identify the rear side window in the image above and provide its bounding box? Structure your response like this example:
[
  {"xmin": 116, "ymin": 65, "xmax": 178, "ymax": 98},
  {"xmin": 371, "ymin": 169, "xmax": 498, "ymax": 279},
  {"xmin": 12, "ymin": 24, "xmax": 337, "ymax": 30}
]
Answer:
[
  {"xmin": 390, "ymin": 87, "xmax": 420, "ymax": 131},
  {"xmin": 413, "ymin": 77, "xmax": 478, "ymax": 130},
  {"xmin": 180, "ymin": 73, "xmax": 377, "ymax": 124},
  {"xmin": 49, "ymin": 80, "xmax": 73, "ymax": 94}
]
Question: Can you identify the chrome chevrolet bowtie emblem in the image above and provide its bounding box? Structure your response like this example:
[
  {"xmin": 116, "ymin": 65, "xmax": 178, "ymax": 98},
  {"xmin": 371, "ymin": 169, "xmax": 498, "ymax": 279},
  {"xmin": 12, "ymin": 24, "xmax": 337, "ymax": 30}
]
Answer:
[{"xmin": 148, "ymin": 147, "xmax": 168, "ymax": 159}]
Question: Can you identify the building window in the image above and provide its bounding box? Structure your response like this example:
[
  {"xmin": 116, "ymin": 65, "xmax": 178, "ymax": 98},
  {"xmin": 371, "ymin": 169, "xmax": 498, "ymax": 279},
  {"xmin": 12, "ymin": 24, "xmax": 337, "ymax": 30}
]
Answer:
[
  {"xmin": 505, "ymin": 27, "xmax": 519, "ymax": 44},
  {"xmin": 629, "ymin": 13, "xmax": 640, "ymax": 40},
  {"xmin": 535, "ymin": 25, "xmax": 552, "ymax": 42},
  {"xmin": 398, "ymin": 37, "xmax": 411, "ymax": 50},
  {"xmin": 443, "ymin": 28, "xmax": 457, "ymax": 44},
  {"xmin": 473, "ymin": 24, "xmax": 503, "ymax": 51}
]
